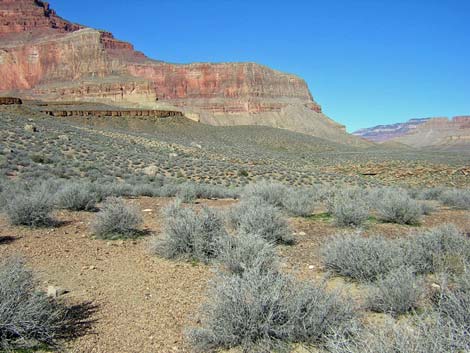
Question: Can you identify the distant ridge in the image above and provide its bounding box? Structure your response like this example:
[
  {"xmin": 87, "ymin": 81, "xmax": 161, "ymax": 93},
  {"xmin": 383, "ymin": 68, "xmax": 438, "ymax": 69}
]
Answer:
[
  {"xmin": 353, "ymin": 118, "xmax": 431, "ymax": 142},
  {"xmin": 355, "ymin": 116, "xmax": 470, "ymax": 150}
]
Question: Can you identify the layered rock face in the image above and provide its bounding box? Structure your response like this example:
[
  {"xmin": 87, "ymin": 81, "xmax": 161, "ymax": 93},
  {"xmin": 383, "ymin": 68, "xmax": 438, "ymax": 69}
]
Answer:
[
  {"xmin": 393, "ymin": 116, "xmax": 470, "ymax": 150},
  {"xmin": 0, "ymin": 0, "xmax": 82, "ymax": 34},
  {"xmin": 353, "ymin": 118, "xmax": 431, "ymax": 142},
  {"xmin": 0, "ymin": 0, "xmax": 368, "ymax": 145},
  {"xmin": 357, "ymin": 116, "xmax": 470, "ymax": 150}
]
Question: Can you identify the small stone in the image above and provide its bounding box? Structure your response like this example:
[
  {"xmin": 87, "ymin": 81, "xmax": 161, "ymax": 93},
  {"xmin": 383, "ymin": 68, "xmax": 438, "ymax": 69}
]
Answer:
[
  {"xmin": 143, "ymin": 165, "xmax": 158, "ymax": 177},
  {"xmin": 308, "ymin": 265, "xmax": 315, "ymax": 270},
  {"xmin": 24, "ymin": 124, "xmax": 37, "ymax": 133},
  {"xmin": 89, "ymin": 265, "xmax": 96, "ymax": 270},
  {"xmin": 431, "ymin": 283, "xmax": 441, "ymax": 290},
  {"xmin": 47, "ymin": 286, "xmax": 67, "ymax": 298},
  {"xmin": 143, "ymin": 209, "xmax": 153, "ymax": 212},
  {"xmin": 298, "ymin": 231, "xmax": 306, "ymax": 236}
]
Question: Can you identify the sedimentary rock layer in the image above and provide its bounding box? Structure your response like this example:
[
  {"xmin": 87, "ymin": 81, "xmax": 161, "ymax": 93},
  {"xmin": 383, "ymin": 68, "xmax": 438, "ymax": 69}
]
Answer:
[{"xmin": 0, "ymin": 0, "xmax": 369, "ymax": 146}]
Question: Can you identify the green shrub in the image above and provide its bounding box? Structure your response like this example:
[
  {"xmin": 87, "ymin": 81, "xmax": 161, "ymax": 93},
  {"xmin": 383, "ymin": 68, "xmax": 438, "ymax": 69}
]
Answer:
[{"xmin": 91, "ymin": 197, "xmax": 142, "ymax": 239}]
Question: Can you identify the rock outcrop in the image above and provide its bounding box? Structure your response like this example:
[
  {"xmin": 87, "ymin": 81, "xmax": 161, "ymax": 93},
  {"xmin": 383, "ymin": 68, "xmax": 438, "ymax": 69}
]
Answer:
[
  {"xmin": 0, "ymin": 0, "xmax": 369, "ymax": 146},
  {"xmin": 0, "ymin": 96, "xmax": 22, "ymax": 104}
]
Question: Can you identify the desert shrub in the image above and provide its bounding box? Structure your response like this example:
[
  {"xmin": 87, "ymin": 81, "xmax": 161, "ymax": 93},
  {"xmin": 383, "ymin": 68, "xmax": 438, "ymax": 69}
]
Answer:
[
  {"xmin": 366, "ymin": 267, "xmax": 425, "ymax": 316},
  {"xmin": 440, "ymin": 189, "xmax": 470, "ymax": 210},
  {"xmin": 321, "ymin": 234, "xmax": 404, "ymax": 282},
  {"xmin": 375, "ymin": 189, "xmax": 423, "ymax": 225},
  {"xmin": 242, "ymin": 180, "xmax": 287, "ymax": 207},
  {"xmin": 403, "ymin": 224, "xmax": 470, "ymax": 275},
  {"xmin": 419, "ymin": 201, "xmax": 435, "ymax": 215},
  {"xmin": 0, "ymin": 258, "xmax": 68, "ymax": 350},
  {"xmin": 95, "ymin": 182, "xmax": 135, "ymax": 198},
  {"xmin": 156, "ymin": 183, "xmax": 179, "ymax": 197},
  {"xmin": 188, "ymin": 267, "xmax": 357, "ymax": 352},
  {"xmin": 281, "ymin": 189, "xmax": 316, "ymax": 217},
  {"xmin": 4, "ymin": 183, "xmax": 56, "ymax": 227},
  {"xmin": 195, "ymin": 184, "xmax": 239, "ymax": 200},
  {"xmin": 132, "ymin": 184, "xmax": 159, "ymax": 197},
  {"xmin": 435, "ymin": 270, "xmax": 470, "ymax": 329},
  {"xmin": 327, "ymin": 315, "xmax": 470, "ymax": 353},
  {"xmin": 229, "ymin": 198, "xmax": 293, "ymax": 245},
  {"xmin": 417, "ymin": 187, "xmax": 445, "ymax": 201},
  {"xmin": 329, "ymin": 189, "xmax": 370, "ymax": 227},
  {"xmin": 55, "ymin": 182, "xmax": 97, "ymax": 211},
  {"xmin": 176, "ymin": 183, "xmax": 198, "ymax": 203},
  {"xmin": 153, "ymin": 202, "xmax": 227, "ymax": 263},
  {"xmin": 91, "ymin": 197, "xmax": 142, "ymax": 239},
  {"xmin": 217, "ymin": 233, "xmax": 279, "ymax": 275}
]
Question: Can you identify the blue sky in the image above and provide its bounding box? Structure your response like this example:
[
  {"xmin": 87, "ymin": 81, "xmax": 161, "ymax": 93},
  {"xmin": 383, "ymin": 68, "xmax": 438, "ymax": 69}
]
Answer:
[{"xmin": 54, "ymin": 0, "xmax": 470, "ymax": 131}]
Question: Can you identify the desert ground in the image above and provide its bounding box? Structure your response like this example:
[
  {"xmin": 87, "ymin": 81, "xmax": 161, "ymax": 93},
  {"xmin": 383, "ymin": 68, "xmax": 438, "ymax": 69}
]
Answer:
[{"xmin": 1, "ymin": 103, "xmax": 470, "ymax": 353}]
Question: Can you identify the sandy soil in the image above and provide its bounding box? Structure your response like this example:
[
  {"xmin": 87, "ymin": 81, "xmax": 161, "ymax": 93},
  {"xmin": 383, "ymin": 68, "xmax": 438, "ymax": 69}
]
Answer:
[{"xmin": 0, "ymin": 197, "xmax": 469, "ymax": 353}]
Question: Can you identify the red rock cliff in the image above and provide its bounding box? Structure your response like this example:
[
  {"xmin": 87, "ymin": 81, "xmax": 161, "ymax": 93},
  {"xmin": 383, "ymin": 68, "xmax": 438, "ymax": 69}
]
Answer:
[
  {"xmin": 0, "ymin": 0, "xmax": 82, "ymax": 34},
  {"xmin": 0, "ymin": 0, "xmax": 367, "ymax": 146}
]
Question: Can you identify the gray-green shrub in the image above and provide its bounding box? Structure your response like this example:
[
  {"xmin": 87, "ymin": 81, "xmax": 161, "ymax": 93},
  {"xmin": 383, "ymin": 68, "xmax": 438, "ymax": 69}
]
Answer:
[
  {"xmin": 375, "ymin": 189, "xmax": 423, "ymax": 225},
  {"xmin": 0, "ymin": 258, "xmax": 68, "ymax": 350},
  {"xmin": 435, "ymin": 270, "xmax": 470, "ymax": 329},
  {"xmin": 327, "ymin": 316, "xmax": 470, "ymax": 353},
  {"xmin": 403, "ymin": 224, "xmax": 470, "ymax": 275},
  {"xmin": 176, "ymin": 183, "xmax": 198, "ymax": 203},
  {"xmin": 440, "ymin": 189, "xmax": 470, "ymax": 210},
  {"xmin": 55, "ymin": 183, "xmax": 97, "ymax": 211},
  {"xmin": 153, "ymin": 202, "xmax": 227, "ymax": 263},
  {"xmin": 366, "ymin": 267, "xmax": 425, "ymax": 316},
  {"xmin": 281, "ymin": 189, "xmax": 316, "ymax": 217},
  {"xmin": 321, "ymin": 234, "xmax": 404, "ymax": 282},
  {"xmin": 242, "ymin": 181, "xmax": 287, "ymax": 207},
  {"xmin": 91, "ymin": 197, "xmax": 142, "ymax": 239},
  {"xmin": 330, "ymin": 189, "xmax": 370, "ymax": 227},
  {"xmin": 4, "ymin": 184, "xmax": 56, "ymax": 227},
  {"xmin": 188, "ymin": 267, "xmax": 357, "ymax": 352},
  {"xmin": 229, "ymin": 198, "xmax": 293, "ymax": 245},
  {"xmin": 217, "ymin": 233, "xmax": 279, "ymax": 275}
]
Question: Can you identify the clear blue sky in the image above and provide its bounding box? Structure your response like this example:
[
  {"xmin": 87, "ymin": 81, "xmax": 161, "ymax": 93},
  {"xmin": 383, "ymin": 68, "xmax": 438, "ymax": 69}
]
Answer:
[{"xmin": 53, "ymin": 0, "xmax": 470, "ymax": 132}]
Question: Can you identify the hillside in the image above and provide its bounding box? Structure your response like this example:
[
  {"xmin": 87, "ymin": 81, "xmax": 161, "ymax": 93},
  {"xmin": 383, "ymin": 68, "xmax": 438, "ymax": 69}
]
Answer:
[{"xmin": 0, "ymin": 0, "xmax": 369, "ymax": 146}]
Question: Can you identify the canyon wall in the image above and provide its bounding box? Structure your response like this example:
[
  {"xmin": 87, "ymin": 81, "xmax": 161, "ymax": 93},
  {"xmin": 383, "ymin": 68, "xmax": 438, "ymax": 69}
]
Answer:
[
  {"xmin": 0, "ymin": 0, "xmax": 368, "ymax": 146},
  {"xmin": 357, "ymin": 116, "xmax": 470, "ymax": 150}
]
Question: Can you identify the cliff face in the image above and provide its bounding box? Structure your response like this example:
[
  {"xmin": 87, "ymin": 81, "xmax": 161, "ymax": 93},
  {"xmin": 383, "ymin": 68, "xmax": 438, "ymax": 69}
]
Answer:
[
  {"xmin": 357, "ymin": 116, "xmax": 470, "ymax": 150},
  {"xmin": 353, "ymin": 118, "xmax": 431, "ymax": 142},
  {"xmin": 0, "ymin": 0, "xmax": 368, "ymax": 146}
]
